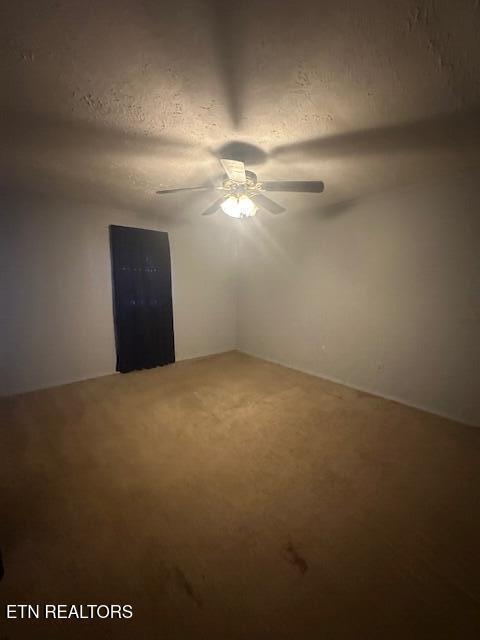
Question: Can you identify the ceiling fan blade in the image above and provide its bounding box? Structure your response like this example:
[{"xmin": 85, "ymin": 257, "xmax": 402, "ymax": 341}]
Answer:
[
  {"xmin": 254, "ymin": 193, "xmax": 286, "ymax": 215},
  {"xmin": 201, "ymin": 197, "xmax": 225, "ymax": 216},
  {"xmin": 262, "ymin": 181, "xmax": 325, "ymax": 193},
  {"xmin": 220, "ymin": 158, "xmax": 246, "ymax": 183},
  {"xmin": 156, "ymin": 186, "xmax": 214, "ymax": 195}
]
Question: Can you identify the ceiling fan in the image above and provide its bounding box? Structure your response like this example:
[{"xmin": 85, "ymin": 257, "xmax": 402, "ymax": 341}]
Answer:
[{"xmin": 156, "ymin": 158, "xmax": 325, "ymax": 218}]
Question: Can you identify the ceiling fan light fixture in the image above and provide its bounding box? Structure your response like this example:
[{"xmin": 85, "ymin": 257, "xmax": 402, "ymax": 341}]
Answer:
[
  {"xmin": 155, "ymin": 156, "xmax": 324, "ymax": 217},
  {"xmin": 220, "ymin": 196, "xmax": 241, "ymax": 218},
  {"xmin": 220, "ymin": 195, "xmax": 257, "ymax": 219},
  {"xmin": 239, "ymin": 195, "xmax": 257, "ymax": 218}
]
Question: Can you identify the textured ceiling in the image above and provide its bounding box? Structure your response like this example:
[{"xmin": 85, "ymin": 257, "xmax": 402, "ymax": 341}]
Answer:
[{"xmin": 1, "ymin": 0, "xmax": 480, "ymax": 216}]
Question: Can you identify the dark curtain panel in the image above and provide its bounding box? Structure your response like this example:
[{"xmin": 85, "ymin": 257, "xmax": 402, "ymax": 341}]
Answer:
[{"xmin": 109, "ymin": 225, "xmax": 175, "ymax": 373}]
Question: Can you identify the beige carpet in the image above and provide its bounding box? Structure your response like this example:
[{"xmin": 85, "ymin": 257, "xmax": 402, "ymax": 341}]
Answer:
[{"xmin": 1, "ymin": 351, "xmax": 479, "ymax": 639}]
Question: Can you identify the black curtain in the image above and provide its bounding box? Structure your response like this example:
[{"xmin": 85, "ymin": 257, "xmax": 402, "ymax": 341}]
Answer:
[{"xmin": 109, "ymin": 225, "xmax": 175, "ymax": 373}]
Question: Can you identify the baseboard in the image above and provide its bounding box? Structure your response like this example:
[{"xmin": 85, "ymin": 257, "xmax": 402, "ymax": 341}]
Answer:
[
  {"xmin": 237, "ymin": 349, "xmax": 478, "ymax": 428},
  {"xmin": 175, "ymin": 349, "xmax": 238, "ymax": 365},
  {"xmin": 1, "ymin": 369, "xmax": 118, "ymax": 398}
]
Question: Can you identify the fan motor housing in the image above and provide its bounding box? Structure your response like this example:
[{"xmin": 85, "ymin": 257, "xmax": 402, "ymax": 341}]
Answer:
[{"xmin": 223, "ymin": 170, "xmax": 259, "ymax": 196}]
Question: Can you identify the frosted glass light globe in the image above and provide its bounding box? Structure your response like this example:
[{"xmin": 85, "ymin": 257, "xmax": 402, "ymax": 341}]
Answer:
[
  {"xmin": 220, "ymin": 195, "xmax": 257, "ymax": 218},
  {"xmin": 220, "ymin": 196, "xmax": 242, "ymax": 218},
  {"xmin": 238, "ymin": 195, "xmax": 257, "ymax": 217}
]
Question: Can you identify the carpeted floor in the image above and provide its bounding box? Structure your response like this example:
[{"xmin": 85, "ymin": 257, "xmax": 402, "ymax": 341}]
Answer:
[{"xmin": 1, "ymin": 351, "xmax": 479, "ymax": 639}]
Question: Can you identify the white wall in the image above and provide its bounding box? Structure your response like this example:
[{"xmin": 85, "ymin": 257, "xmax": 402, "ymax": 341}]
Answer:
[
  {"xmin": 2, "ymin": 177, "xmax": 479, "ymax": 427},
  {"xmin": 1, "ymin": 194, "xmax": 237, "ymax": 395},
  {"xmin": 237, "ymin": 175, "xmax": 480, "ymax": 426}
]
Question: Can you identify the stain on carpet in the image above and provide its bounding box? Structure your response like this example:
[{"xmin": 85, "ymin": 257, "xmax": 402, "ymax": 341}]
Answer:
[
  {"xmin": 172, "ymin": 566, "xmax": 203, "ymax": 607},
  {"xmin": 284, "ymin": 541, "xmax": 309, "ymax": 574}
]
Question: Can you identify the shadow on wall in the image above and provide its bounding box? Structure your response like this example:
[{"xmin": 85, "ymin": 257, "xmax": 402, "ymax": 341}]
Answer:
[
  {"xmin": 141, "ymin": 0, "xmax": 251, "ymax": 131},
  {"xmin": 2, "ymin": 104, "xmax": 480, "ymax": 218},
  {"xmin": 316, "ymin": 164, "xmax": 480, "ymax": 219},
  {"xmin": 1, "ymin": 108, "xmax": 198, "ymax": 158},
  {"xmin": 271, "ymin": 108, "xmax": 480, "ymax": 160},
  {"xmin": 0, "ymin": 107, "xmax": 205, "ymax": 216},
  {"xmin": 206, "ymin": 0, "xmax": 247, "ymax": 130}
]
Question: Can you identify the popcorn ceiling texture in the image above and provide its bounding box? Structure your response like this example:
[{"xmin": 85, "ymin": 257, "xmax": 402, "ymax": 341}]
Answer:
[{"xmin": 1, "ymin": 0, "xmax": 480, "ymax": 212}]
